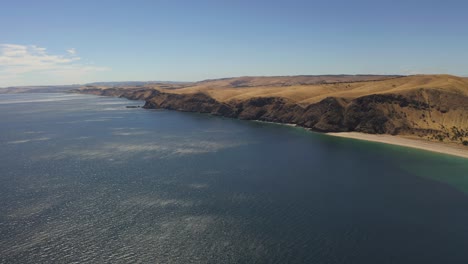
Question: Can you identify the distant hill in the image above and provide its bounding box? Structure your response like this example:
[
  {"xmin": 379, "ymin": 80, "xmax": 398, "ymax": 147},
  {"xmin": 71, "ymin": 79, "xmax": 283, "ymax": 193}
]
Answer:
[
  {"xmin": 193, "ymin": 75, "xmax": 402, "ymax": 88},
  {"xmin": 85, "ymin": 81, "xmax": 191, "ymax": 87},
  {"xmin": 0, "ymin": 85, "xmax": 80, "ymax": 94},
  {"xmin": 0, "ymin": 81, "xmax": 191, "ymax": 93},
  {"xmin": 76, "ymin": 74, "xmax": 468, "ymax": 144}
]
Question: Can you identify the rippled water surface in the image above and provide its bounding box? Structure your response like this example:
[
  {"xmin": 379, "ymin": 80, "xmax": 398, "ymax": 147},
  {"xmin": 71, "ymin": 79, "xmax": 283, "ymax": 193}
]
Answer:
[{"xmin": 1, "ymin": 93, "xmax": 468, "ymax": 263}]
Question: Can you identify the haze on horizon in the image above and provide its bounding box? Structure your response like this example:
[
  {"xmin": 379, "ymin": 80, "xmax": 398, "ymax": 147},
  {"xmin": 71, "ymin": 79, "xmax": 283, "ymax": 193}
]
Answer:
[{"xmin": 1, "ymin": 0, "xmax": 467, "ymax": 87}]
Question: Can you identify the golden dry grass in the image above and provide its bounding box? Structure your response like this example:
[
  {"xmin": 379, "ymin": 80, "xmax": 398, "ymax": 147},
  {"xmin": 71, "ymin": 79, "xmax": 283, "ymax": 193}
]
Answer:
[{"xmin": 161, "ymin": 74, "xmax": 468, "ymax": 106}]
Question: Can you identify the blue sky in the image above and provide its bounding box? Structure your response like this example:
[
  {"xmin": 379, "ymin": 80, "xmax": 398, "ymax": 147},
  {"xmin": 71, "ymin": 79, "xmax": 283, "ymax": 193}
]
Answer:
[{"xmin": 1, "ymin": 0, "xmax": 467, "ymax": 86}]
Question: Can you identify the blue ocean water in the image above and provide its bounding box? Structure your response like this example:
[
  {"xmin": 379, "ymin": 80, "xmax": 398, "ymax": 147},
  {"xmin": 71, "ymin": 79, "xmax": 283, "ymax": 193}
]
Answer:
[{"xmin": 0, "ymin": 93, "xmax": 467, "ymax": 263}]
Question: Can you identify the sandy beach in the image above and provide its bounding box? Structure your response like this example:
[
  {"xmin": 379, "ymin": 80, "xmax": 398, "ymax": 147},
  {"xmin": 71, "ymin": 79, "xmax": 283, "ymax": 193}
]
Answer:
[{"xmin": 327, "ymin": 132, "xmax": 468, "ymax": 159}]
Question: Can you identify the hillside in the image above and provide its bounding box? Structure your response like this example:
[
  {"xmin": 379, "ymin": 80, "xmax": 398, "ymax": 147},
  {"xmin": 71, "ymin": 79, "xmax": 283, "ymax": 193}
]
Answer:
[
  {"xmin": 75, "ymin": 74, "xmax": 468, "ymax": 145},
  {"xmin": 189, "ymin": 75, "xmax": 401, "ymax": 88}
]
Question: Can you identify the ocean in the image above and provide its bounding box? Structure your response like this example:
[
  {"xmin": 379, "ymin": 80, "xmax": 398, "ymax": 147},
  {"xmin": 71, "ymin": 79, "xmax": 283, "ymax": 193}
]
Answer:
[{"xmin": 1, "ymin": 93, "xmax": 467, "ymax": 263}]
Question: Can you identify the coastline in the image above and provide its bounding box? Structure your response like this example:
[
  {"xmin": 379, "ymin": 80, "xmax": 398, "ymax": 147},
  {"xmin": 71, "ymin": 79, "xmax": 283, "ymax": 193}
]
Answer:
[
  {"xmin": 251, "ymin": 120, "xmax": 298, "ymax": 127},
  {"xmin": 70, "ymin": 90, "xmax": 468, "ymax": 159},
  {"xmin": 327, "ymin": 132, "xmax": 468, "ymax": 159},
  {"xmin": 253, "ymin": 120, "xmax": 468, "ymax": 159}
]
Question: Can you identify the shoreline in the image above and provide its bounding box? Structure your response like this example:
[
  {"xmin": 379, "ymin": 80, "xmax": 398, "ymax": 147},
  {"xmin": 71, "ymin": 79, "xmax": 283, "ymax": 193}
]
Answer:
[
  {"xmin": 249, "ymin": 119, "xmax": 468, "ymax": 159},
  {"xmin": 327, "ymin": 132, "xmax": 468, "ymax": 159}
]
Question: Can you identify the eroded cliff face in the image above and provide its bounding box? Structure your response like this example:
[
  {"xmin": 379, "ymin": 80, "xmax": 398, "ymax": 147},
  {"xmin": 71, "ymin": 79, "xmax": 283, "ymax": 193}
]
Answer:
[{"xmin": 140, "ymin": 90, "xmax": 468, "ymax": 143}]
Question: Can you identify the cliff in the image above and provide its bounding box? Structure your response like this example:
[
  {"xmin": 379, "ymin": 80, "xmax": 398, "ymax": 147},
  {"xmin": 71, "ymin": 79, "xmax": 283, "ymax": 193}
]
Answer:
[{"xmin": 74, "ymin": 74, "xmax": 468, "ymax": 145}]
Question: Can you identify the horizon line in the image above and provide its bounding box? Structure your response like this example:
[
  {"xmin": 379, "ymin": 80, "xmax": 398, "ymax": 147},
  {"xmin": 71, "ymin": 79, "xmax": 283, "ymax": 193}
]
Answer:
[{"xmin": 3, "ymin": 73, "xmax": 468, "ymax": 88}]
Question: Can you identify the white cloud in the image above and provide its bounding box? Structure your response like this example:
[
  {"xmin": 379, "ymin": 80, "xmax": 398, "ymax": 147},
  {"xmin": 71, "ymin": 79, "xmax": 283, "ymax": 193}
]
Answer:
[
  {"xmin": 7, "ymin": 137, "xmax": 50, "ymax": 144},
  {"xmin": 66, "ymin": 48, "xmax": 76, "ymax": 55},
  {"xmin": 0, "ymin": 43, "xmax": 110, "ymax": 86}
]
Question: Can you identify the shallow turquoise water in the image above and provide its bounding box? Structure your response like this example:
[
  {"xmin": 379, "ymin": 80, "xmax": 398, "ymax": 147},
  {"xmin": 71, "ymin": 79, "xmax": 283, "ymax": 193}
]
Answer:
[{"xmin": 0, "ymin": 93, "xmax": 467, "ymax": 263}]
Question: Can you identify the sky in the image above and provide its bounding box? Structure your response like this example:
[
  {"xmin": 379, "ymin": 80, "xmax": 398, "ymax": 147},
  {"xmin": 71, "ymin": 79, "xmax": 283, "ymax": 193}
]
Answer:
[{"xmin": 1, "ymin": 0, "xmax": 468, "ymax": 86}]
